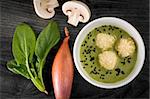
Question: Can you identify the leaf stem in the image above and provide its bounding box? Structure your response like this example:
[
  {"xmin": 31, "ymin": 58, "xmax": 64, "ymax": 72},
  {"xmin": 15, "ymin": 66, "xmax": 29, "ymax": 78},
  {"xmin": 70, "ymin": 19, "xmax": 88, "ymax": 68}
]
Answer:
[
  {"xmin": 39, "ymin": 60, "xmax": 45, "ymax": 88},
  {"xmin": 26, "ymin": 59, "xmax": 45, "ymax": 92},
  {"xmin": 24, "ymin": 37, "xmax": 45, "ymax": 92}
]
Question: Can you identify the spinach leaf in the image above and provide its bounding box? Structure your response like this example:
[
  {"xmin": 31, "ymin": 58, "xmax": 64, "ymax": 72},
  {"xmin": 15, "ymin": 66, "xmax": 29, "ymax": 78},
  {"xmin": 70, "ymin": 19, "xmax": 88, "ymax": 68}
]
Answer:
[
  {"xmin": 12, "ymin": 23, "xmax": 36, "ymax": 65},
  {"xmin": 11, "ymin": 23, "xmax": 46, "ymax": 92},
  {"xmin": 35, "ymin": 20, "xmax": 60, "ymax": 61},
  {"xmin": 7, "ymin": 60, "xmax": 30, "ymax": 79},
  {"xmin": 7, "ymin": 21, "xmax": 60, "ymax": 94},
  {"xmin": 35, "ymin": 21, "xmax": 60, "ymax": 86}
]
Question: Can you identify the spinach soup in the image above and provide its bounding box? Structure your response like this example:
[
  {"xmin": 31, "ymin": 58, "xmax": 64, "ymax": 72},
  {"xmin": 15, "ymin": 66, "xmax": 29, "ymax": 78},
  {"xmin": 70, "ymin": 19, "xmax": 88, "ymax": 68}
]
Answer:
[{"xmin": 80, "ymin": 25, "xmax": 137, "ymax": 83}]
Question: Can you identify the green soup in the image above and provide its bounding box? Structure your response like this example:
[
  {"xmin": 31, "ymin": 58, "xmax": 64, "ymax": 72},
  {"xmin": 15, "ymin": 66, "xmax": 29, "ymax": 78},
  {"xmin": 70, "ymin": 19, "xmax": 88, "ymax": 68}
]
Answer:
[{"xmin": 80, "ymin": 25, "xmax": 137, "ymax": 83}]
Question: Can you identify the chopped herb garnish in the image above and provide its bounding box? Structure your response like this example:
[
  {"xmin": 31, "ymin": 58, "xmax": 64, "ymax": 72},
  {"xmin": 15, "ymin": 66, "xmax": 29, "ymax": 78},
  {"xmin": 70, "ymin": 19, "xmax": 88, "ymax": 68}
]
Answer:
[
  {"xmin": 93, "ymin": 49, "xmax": 96, "ymax": 52},
  {"xmin": 94, "ymin": 67, "xmax": 96, "ymax": 71},
  {"xmin": 106, "ymin": 71, "xmax": 108, "ymax": 74},
  {"xmin": 95, "ymin": 28, "xmax": 98, "ymax": 30},
  {"xmin": 115, "ymin": 27, "xmax": 119, "ymax": 29},
  {"xmin": 93, "ymin": 39, "xmax": 95, "ymax": 42},
  {"xmin": 80, "ymin": 60, "xmax": 84, "ymax": 62},
  {"xmin": 115, "ymin": 68, "xmax": 121, "ymax": 76},
  {"xmin": 120, "ymin": 35, "xmax": 123, "ymax": 38},
  {"xmin": 121, "ymin": 61, "xmax": 125, "ymax": 65},
  {"xmin": 90, "ymin": 57, "xmax": 95, "ymax": 61},
  {"xmin": 127, "ymin": 60, "xmax": 131, "ymax": 63},
  {"xmin": 121, "ymin": 71, "xmax": 125, "ymax": 74}
]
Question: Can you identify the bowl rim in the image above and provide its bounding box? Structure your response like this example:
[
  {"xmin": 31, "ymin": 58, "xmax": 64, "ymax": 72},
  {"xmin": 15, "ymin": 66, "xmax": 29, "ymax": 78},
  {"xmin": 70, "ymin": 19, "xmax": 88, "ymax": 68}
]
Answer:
[{"xmin": 73, "ymin": 17, "xmax": 145, "ymax": 89}]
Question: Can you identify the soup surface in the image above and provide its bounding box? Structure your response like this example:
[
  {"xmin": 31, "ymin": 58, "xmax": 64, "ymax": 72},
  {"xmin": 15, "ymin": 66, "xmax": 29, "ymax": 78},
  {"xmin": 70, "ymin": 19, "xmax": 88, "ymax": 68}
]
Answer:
[{"xmin": 80, "ymin": 25, "xmax": 137, "ymax": 83}]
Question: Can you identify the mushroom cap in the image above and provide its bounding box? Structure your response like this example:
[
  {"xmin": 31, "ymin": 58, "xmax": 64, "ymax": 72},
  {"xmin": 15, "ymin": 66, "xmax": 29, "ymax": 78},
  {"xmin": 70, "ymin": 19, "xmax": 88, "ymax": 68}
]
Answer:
[
  {"xmin": 62, "ymin": 1, "xmax": 91, "ymax": 23},
  {"xmin": 33, "ymin": 0, "xmax": 59, "ymax": 19}
]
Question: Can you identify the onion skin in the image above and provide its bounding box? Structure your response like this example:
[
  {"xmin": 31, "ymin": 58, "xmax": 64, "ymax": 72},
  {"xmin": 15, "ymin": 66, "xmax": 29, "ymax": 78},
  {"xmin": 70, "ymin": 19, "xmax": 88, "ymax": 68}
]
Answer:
[{"xmin": 52, "ymin": 27, "xmax": 74, "ymax": 99}]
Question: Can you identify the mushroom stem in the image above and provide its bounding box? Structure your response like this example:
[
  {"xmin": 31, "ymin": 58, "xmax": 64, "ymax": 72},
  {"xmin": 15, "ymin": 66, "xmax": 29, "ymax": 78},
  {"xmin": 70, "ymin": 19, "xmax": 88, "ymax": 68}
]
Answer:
[{"xmin": 67, "ymin": 12, "xmax": 80, "ymax": 26}]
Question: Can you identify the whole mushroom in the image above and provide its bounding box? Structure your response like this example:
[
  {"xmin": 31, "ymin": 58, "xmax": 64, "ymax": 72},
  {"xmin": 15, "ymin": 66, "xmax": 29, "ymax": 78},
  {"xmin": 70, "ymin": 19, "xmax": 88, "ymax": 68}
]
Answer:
[
  {"xmin": 33, "ymin": 0, "xmax": 59, "ymax": 19},
  {"xmin": 62, "ymin": 1, "xmax": 91, "ymax": 26}
]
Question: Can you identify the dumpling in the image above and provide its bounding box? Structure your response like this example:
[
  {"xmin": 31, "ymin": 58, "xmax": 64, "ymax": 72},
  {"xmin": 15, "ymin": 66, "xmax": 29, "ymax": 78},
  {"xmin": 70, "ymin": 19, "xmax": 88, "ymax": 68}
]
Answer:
[
  {"xmin": 116, "ymin": 38, "xmax": 136, "ymax": 57},
  {"xmin": 96, "ymin": 33, "xmax": 116, "ymax": 51},
  {"xmin": 98, "ymin": 51, "xmax": 118, "ymax": 70}
]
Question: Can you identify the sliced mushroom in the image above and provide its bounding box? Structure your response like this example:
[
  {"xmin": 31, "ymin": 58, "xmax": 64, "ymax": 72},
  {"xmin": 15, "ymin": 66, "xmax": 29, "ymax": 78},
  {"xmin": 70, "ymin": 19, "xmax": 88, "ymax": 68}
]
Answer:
[
  {"xmin": 62, "ymin": 1, "xmax": 91, "ymax": 26},
  {"xmin": 33, "ymin": 0, "xmax": 59, "ymax": 19}
]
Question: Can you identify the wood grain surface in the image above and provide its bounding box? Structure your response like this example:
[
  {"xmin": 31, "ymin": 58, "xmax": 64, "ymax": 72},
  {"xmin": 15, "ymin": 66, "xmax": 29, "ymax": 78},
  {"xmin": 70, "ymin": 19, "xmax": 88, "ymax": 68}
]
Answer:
[{"xmin": 0, "ymin": 0, "xmax": 149, "ymax": 99}]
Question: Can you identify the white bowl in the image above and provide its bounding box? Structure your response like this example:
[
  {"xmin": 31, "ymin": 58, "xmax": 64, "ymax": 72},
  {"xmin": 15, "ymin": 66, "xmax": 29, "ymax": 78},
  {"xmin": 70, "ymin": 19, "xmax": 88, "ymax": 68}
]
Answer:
[{"xmin": 73, "ymin": 17, "xmax": 145, "ymax": 89}]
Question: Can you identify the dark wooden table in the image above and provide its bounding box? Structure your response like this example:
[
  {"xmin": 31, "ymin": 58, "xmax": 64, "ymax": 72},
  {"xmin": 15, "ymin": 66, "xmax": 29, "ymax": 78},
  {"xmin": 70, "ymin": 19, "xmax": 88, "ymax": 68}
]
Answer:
[{"xmin": 0, "ymin": 0, "xmax": 149, "ymax": 98}]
